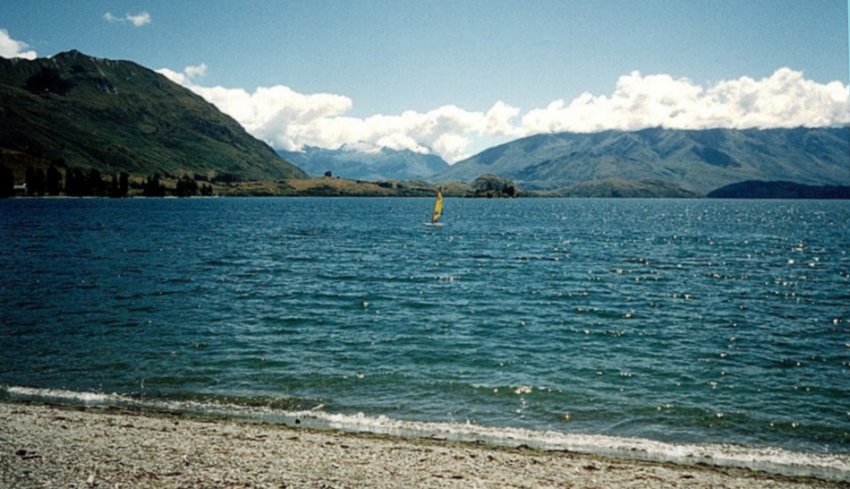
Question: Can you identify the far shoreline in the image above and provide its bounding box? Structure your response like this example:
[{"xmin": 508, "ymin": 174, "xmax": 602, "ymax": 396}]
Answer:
[{"xmin": 4, "ymin": 176, "xmax": 850, "ymax": 199}]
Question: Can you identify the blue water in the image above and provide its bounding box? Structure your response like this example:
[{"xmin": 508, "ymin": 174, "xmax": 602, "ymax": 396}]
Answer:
[{"xmin": 1, "ymin": 197, "xmax": 849, "ymax": 475}]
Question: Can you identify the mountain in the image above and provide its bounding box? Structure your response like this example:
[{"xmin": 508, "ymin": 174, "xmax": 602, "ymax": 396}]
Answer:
[
  {"xmin": 277, "ymin": 145, "xmax": 449, "ymax": 181},
  {"xmin": 0, "ymin": 50, "xmax": 306, "ymax": 180},
  {"xmin": 707, "ymin": 180, "xmax": 850, "ymax": 199},
  {"xmin": 434, "ymin": 127, "xmax": 850, "ymax": 194}
]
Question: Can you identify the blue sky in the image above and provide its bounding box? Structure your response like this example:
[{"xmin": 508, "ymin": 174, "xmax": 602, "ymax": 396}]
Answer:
[{"xmin": 1, "ymin": 1, "xmax": 848, "ymax": 161}]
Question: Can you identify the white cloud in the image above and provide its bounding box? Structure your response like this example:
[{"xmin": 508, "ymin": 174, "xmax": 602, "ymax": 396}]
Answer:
[
  {"xmin": 104, "ymin": 11, "xmax": 151, "ymax": 27},
  {"xmin": 183, "ymin": 63, "xmax": 207, "ymax": 79},
  {"xmin": 521, "ymin": 69, "xmax": 850, "ymax": 134},
  {"xmin": 0, "ymin": 28, "xmax": 37, "ymax": 59},
  {"xmin": 127, "ymin": 11, "xmax": 152, "ymax": 27},
  {"xmin": 157, "ymin": 64, "xmax": 207, "ymax": 85},
  {"xmin": 159, "ymin": 65, "xmax": 850, "ymax": 163}
]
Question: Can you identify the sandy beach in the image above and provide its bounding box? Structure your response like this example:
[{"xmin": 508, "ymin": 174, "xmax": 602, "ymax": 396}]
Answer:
[{"xmin": 1, "ymin": 402, "xmax": 845, "ymax": 488}]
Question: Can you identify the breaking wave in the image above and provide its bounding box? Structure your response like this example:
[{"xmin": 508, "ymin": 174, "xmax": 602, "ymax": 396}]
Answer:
[{"xmin": 3, "ymin": 385, "xmax": 848, "ymax": 482}]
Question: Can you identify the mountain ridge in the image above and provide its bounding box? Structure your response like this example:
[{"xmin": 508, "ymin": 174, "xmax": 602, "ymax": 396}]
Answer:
[
  {"xmin": 0, "ymin": 50, "xmax": 306, "ymax": 181},
  {"xmin": 277, "ymin": 145, "xmax": 449, "ymax": 181},
  {"xmin": 3, "ymin": 51, "xmax": 848, "ymax": 197},
  {"xmin": 435, "ymin": 127, "xmax": 850, "ymax": 194}
]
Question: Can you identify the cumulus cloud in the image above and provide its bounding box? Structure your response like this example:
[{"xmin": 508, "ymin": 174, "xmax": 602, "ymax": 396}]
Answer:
[
  {"xmin": 127, "ymin": 11, "xmax": 152, "ymax": 26},
  {"xmin": 0, "ymin": 28, "xmax": 37, "ymax": 59},
  {"xmin": 158, "ymin": 67, "xmax": 516, "ymax": 162},
  {"xmin": 521, "ymin": 69, "xmax": 850, "ymax": 134},
  {"xmin": 157, "ymin": 63, "xmax": 207, "ymax": 85},
  {"xmin": 159, "ymin": 65, "xmax": 849, "ymax": 163},
  {"xmin": 183, "ymin": 63, "xmax": 207, "ymax": 79},
  {"xmin": 104, "ymin": 11, "xmax": 151, "ymax": 27}
]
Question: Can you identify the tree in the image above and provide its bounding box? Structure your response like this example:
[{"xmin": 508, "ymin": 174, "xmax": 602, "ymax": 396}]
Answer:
[
  {"xmin": 65, "ymin": 168, "xmax": 81, "ymax": 196},
  {"xmin": 87, "ymin": 169, "xmax": 104, "ymax": 196},
  {"xmin": 143, "ymin": 173, "xmax": 166, "ymax": 197},
  {"xmin": 119, "ymin": 172, "xmax": 130, "ymax": 197},
  {"xmin": 175, "ymin": 175, "xmax": 198, "ymax": 197},
  {"xmin": 25, "ymin": 167, "xmax": 35, "ymax": 195},
  {"xmin": 109, "ymin": 174, "xmax": 120, "ymax": 197},
  {"xmin": 0, "ymin": 165, "xmax": 14, "ymax": 197},
  {"xmin": 106, "ymin": 172, "xmax": 130, "ymax": 197},
  {"xmin": 46, "ymin": 165, "xmax": 62, "ymax": 195},
  {"xmin": 35, "ymin": 169, "xmax": 46, "ymax": 195},
  {"xmin": 472, "ymin": 174, "xmax": 519, "ymax": 198},
  {"xmin": 64, "ymin": 168, "xmax": 76, "ymax": 196},
  {"xmin": 26, "ymin": 167, "xmax": 46, "ymax": 196}
]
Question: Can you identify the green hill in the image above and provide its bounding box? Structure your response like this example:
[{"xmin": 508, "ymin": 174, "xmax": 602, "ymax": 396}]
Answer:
[
  {"xmin": 707, "ymin": 180, "xmax": 850, "ymax": 199},
  {"xmin": 0, "ymin": 50, "xmax": 306, "ymax": 182}
]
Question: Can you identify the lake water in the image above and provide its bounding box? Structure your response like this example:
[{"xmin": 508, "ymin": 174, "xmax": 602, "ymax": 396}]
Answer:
[{"xmin": 1, "ymin": 197, "xmax": 849, "ymax": 478}]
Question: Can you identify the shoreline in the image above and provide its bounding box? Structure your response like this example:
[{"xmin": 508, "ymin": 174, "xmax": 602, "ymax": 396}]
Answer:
[{"xmin": 1, "ymin": 402, "xmax": 845, "ymax": 488}]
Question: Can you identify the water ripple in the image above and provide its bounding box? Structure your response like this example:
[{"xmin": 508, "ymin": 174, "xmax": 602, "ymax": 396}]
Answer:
[{"xmin": 1, "ymin": 197, "xmax": 849, "ymax": 456}]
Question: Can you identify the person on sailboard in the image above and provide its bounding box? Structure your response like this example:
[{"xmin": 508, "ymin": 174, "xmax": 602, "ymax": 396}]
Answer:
[{"xmin": 431, "ymin": 188, "xmax": 443, "ymax": 225}]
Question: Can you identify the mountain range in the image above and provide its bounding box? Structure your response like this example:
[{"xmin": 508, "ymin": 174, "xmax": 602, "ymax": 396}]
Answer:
[
  {"xmin": 2, "ymin": 51, "xmax": 847, "ymax": 197},
  {"xmin": 435, "ymin": 127, "xmax": 849, "ymax": 194},
  {"xmin": 0, "ymin": 50, "xmax": 305, "ymax": 181},
  {"xmin": 277, "ymin": 145, "xmax": 448, "ymax": 181}
]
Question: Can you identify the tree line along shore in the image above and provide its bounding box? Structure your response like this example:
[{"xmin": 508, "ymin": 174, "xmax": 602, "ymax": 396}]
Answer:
[
  {"xmin": 0, "ymin": 164, "xmax": 519, "ymax": 198},
  {"xmin": 4, "ymin": 163, "xmax": 848, "ymax": 199}
]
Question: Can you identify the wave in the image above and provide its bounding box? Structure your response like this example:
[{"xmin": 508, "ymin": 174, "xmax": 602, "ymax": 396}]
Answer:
[{"xmin": 3, "ymin": 385, "xmax": 848, "ymax": 482}]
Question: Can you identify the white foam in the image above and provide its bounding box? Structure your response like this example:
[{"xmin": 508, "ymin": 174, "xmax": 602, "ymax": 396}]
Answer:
[
  {"xmin": 6, "ymin": 386, "xmax": 131, "ymax": 405},
  {"xmin": 4, "ymin": 386, "xmax": 848, "ymax": 481},
  {"xmin": 291, "ymin": 410, "xmax": 850, "ymax": 482}
]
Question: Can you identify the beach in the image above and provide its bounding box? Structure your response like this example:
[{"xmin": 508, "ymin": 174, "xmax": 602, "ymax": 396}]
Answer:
[{"xmin": 1, "ymin": 402, "xmax": 845, "ymax": 489}]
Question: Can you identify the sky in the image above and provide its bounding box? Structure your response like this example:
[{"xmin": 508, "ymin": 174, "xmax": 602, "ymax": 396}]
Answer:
[{"xmin": 1, "ymin": 0, "xmax": 849, "ymax": 163}]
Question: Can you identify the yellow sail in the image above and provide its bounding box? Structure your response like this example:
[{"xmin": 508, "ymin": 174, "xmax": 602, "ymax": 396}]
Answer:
[{"xmin": 431, "ymin": 190, "xmax": 443, "ymax": 223}]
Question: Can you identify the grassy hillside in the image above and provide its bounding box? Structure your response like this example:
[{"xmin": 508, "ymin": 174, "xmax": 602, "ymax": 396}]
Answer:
[
  {"xmin": 210, "ymin": 177, "xmax": 480, "ymax": 197},
  {"xmin": 0, "ymin": 50, "xmax": 306, "ymax": 182}
]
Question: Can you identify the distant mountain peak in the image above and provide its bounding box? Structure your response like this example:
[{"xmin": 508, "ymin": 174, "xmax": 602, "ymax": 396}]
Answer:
[
  {"xmin": 52, "ymin": 49, "xmax": 87, "ymax": 59},
  {"xmin": 277, "ymin": 145, "xmax": 448, "ymax": 181},
  {"xmin": 338, "ymin": 141, "xmax": 382, "ymax": 154}
]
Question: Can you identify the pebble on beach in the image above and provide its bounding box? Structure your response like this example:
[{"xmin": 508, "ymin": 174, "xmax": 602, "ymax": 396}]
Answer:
[{"xmin": 0, "ymin": 402, "xmax": 845, "ymax": 489}]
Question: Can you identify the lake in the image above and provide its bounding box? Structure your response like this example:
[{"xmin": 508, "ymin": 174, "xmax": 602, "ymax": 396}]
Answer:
[{"xmin": 1, "ymin": 197, "xmax": 848, "ymax": 477}]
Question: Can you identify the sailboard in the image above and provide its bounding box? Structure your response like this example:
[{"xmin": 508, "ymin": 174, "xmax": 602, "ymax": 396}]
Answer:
[{"xmin": 425, "ymin": 190, "xmax": 444, "ymax": 227}]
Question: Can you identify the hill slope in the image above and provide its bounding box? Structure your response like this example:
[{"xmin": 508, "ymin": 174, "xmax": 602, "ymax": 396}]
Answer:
[
  {"xmin": 707, "ymin": 180, "xmax": 850, "ymax": 199},
  {"xmin": 278, "ymin": 145, "xmax": 449, "ymax": 181},
  {"xmin": 0, "ymin": 50, "xmax": 306, "ymax": 180},
  {"xmin": 435, "ymin": 127, "xmax": 850, "ymax": 194}
]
